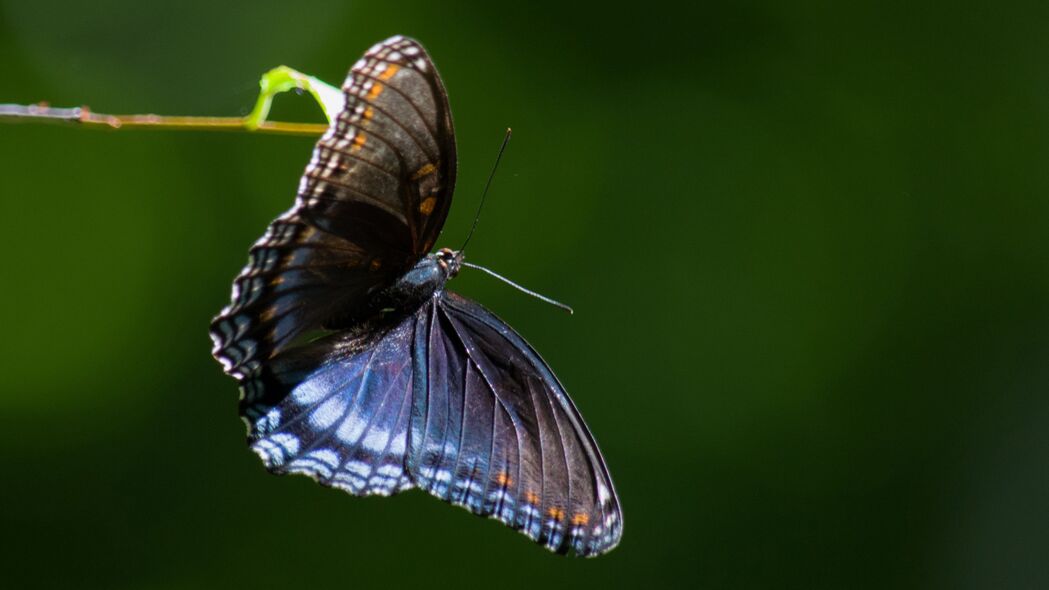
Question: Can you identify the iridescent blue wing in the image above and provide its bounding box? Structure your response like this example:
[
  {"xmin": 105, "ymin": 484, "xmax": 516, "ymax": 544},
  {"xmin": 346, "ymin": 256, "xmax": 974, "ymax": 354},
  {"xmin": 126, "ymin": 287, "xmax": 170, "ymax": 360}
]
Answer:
[
  {"xmin": 244, "ymin": 312, "xmax": 421, "ymax": 495},
  {"xmin": 408, "ymin": 292, "xmax": 623, "ymax": 556},
  {"xmin": 210, "ymin": 35, "xmax": 456, "ymax": 381}
]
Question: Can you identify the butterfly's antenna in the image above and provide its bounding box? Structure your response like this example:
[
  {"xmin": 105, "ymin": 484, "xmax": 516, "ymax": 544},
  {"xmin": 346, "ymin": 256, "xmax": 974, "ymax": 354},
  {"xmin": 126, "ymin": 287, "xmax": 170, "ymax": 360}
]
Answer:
[
  {"xmin": 462, "ymin": 261, "xmax": 573, "ymax": 314},
  {"xmin": 457, "ymin": 130, "xmax": 571, "ymax": 315},
  {"xmin": 460, "ymin": 128, "xmax": 512, "ymax": 253}
]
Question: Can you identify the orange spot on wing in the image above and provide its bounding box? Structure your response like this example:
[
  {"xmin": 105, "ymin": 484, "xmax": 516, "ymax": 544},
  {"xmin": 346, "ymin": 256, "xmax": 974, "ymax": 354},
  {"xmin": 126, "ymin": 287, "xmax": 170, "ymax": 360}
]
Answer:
[
  {"xmin": 571, "ymin": 513, "xmax": 590, "ymax": 526},
  {"xmin": 524, "ymin": 491, "xmax": 540, "ymax": 505},
  {"xmin": 547, "ymin": 507, "xmax": 566, "ymax": 521},
  {"xmin": 352, "ymin": 132, "xmax": 367, "ymax": 150},
  {"xmin": 411, "ymin": 162, "xmax": 436, "ymax": 180},
  {"xmin": 418, "ymin": 196, "xmax": 436, "ymax": 215},
  {"xmin": 363, "ymin": 106, "xmax": 374, "ymax": 120},
  {"xmin": 495, "ymin": 471, "xmax": 513, "ymax": 487},
  {"xmin": 369, "ymin": 258, "xmax": 382, "ymax": 271},
  {"xmin": 367, "ymin": 83, "xmax": 384, "ymax": 100},
  {"xmin": 378, "ymin": 64, "xmax": 400, "ymax": 81},
  {"xmin": 260, "ymin": 307, "xmax": 277, "ymax": 322}
]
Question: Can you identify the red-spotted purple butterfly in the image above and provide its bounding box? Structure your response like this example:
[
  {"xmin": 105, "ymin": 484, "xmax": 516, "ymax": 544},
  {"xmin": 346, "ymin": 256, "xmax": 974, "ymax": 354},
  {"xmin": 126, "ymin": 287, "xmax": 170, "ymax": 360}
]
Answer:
[{"xmin": 209, "ymin": 35, "xmax": 622, "ymax": 556}]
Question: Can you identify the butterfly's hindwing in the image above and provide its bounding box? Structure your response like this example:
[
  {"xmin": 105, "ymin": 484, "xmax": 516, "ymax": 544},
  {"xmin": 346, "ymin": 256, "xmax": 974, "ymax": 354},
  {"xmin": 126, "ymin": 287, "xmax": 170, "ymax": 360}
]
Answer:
[
  {"xmin": 241, "ymin": 314, "xmax": 418, "ymax": 496},
  {"xmin": 407, "ymin": 293, "xmax": 623, "ymax": 556}
]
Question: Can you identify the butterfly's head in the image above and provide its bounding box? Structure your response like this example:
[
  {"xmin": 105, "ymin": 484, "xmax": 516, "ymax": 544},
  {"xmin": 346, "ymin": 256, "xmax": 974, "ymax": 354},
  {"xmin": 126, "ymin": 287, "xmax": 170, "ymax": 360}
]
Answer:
[{"xmin": 435, "ymin": 247, "xmax": 463, "ymax": 278}]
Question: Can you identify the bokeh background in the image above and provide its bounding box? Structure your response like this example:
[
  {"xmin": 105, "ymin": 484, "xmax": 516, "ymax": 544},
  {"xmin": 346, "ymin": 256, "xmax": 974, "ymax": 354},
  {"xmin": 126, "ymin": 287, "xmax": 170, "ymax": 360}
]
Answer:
[{"xmin": 1, "ymin": 1, "xmax": 1047, "ymax": 588}]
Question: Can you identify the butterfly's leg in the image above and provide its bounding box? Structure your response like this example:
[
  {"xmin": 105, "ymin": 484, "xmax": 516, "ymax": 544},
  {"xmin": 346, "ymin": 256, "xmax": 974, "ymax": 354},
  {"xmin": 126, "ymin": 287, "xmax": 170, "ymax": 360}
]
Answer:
[{"xmin": 245, "ymin": 66, "xmax": 344, "ymax": 129}]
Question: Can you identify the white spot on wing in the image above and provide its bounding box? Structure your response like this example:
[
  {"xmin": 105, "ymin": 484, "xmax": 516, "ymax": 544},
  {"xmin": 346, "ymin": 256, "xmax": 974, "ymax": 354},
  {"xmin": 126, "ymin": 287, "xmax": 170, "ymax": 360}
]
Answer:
[
  {"xmin": 309, "ymin": 394, "xmax": 347, "ymax": 429},
  {"xmin": 388, "ymin": 432, "xmax": 406, "ymax": 456},
  {"xmin": 291, "ymin": 378, "xmax": 330, "ymax": 405},
  {"xmin": 345, "ymin": 460, "xmax": 371, "ymax": 477},
  {"xmin": 253, "ymin": 433, "xmax": 299, "ymax": 467},
  {"xmin": 336, "ymin": 415, "xmax": 367, "ymax": 444},
  {"xmin": 362, "ymin": 427, "xmax": 390, "ymax": 453}
]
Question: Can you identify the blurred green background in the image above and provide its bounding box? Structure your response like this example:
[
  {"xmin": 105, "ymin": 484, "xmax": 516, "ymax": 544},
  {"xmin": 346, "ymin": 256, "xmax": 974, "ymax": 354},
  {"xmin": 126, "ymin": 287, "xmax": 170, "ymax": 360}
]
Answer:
[{"xmin": 1, "ymin": 1, "xmax": 1047, "ymax": 588}]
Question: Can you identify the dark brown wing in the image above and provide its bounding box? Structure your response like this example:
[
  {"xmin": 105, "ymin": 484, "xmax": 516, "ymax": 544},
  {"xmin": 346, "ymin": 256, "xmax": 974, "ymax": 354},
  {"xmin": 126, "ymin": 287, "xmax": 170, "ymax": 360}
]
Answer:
[{"xmin": 210, "ymin": 36, "xmax": 457, "ymax": 381}]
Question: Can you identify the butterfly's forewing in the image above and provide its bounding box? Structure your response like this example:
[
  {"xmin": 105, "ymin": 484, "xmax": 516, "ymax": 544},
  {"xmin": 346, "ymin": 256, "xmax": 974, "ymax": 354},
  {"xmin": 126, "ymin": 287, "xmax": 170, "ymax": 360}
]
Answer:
[
  {"xmin": 408, "ymin": 292, "xmax": 623, "ymax": 556},
  {"xmin": 244, "ymin": 313, "xmax": 420, "ymax": 496},
  {"xmin": 300, "ymin": 35, "xmax": 457, "ymax": 260},
  {"xmin": 210, "ymin": 36, "xmax": 456, "ymax": 380}
]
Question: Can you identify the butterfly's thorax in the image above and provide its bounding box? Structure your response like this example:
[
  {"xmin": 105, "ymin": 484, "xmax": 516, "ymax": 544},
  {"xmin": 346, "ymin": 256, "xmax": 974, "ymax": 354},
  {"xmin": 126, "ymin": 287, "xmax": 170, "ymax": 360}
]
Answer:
[
  {"xmin": 346, "ymin": 249, "xmax": 461, "ymax": 322},
  {"xmin": 378, "ymin": 255, "xmax": 447, "ymax": 307}
]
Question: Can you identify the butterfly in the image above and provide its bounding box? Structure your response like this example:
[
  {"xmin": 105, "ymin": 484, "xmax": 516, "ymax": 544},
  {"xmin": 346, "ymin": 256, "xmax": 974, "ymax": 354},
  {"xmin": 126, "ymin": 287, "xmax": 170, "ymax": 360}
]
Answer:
[{"xmin": 209, "ymin": 35, "xmax": 622, "ymax": 556}]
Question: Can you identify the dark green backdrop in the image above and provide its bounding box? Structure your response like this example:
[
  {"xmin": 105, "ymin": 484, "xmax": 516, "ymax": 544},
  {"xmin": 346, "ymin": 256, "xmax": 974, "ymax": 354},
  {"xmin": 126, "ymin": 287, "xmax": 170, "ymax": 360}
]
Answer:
[{"xmin": 1, "ymin": 1, "xmax": 1046, "ymax": 588}]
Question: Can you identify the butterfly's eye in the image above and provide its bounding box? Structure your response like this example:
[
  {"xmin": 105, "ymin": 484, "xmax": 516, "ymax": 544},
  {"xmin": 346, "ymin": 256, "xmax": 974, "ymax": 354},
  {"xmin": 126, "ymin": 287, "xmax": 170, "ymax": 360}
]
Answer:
[
  {"xmin": 434, "ymin": 248, "xmax": 462, "ymax": 276},
  {"xmin": 436, "ymin": 248, "xmax": 457, "ymax": 264}
]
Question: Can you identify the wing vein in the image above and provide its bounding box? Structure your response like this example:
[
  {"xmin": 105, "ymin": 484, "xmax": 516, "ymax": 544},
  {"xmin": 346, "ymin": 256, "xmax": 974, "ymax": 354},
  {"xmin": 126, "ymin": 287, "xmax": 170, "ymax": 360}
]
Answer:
[{"xmin": 354, "ymin": 70, "xmax": 440, "ymax": 139}]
